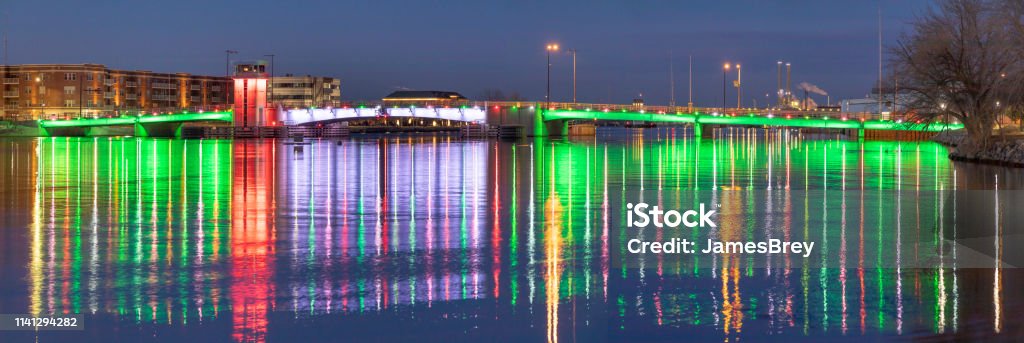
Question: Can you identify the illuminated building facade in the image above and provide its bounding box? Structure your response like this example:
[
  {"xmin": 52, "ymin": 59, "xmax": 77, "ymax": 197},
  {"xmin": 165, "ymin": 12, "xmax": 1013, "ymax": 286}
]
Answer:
[
  {"xmin": 0, "ymin": 64, "xmax": 230, "ymax": 120},
  {"xmin": 269, "ymin": 75, "xmax": 341, "ymax": 109},
  {"xmin": 232, "ymin": 61, "xmax": 271, "ymax": 127}
]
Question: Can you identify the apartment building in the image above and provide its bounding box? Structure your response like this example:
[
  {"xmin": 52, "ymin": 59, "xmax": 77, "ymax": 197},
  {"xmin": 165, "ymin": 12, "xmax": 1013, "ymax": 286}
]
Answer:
[
  {"xmin": 0, "ymin": 64, "xmax": 231, "ymax": 120},
  {"xmin": 269, "ymin": 74, "xmax": 341, "ymax": 108}
]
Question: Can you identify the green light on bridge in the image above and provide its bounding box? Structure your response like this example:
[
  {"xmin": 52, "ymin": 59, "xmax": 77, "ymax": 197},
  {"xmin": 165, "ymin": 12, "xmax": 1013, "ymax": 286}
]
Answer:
[
  {"xmin": 542, "ymin": 110, "xmax": 963, "ymax": 132},
  {"xmin": 39, "ymin": 111, "xmax": 233, "ymax": 128}
]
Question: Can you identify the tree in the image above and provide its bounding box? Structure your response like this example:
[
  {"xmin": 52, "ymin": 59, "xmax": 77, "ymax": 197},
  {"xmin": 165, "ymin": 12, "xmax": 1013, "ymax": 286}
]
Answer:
[
  {"xmin": 892, "ymin": 0, "xmax": 1024, "ymax": 153},
  {"xmin": 480, "ymin": 89, "xmax": 506, "ymax": 101}
]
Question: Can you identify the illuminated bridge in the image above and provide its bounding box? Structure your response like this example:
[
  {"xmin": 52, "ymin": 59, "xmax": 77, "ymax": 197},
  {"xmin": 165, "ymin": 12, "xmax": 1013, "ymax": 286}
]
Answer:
[
  {"xmin": 38, "ymin": 111, "xmax": 233, "ymax": 137},
  {"xmin": 31, "ymin": 102, "xmax": 962, "ymax": 138},
  {"xmin": 534, "ymin": 109, "xmax": 963, "ymax": 138}
]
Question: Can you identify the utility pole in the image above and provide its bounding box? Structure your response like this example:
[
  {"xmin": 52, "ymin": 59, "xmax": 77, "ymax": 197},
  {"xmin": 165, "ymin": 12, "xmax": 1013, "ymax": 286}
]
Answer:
[
  {"xmin": 735, "ymin": 64, "xmax": 741, "ymax": 108},
  {"xmin": 669, "ymin": 51, "xmax": 675, "ymax": 111},
  {"xmin": 687, "ymin": 55, "xmax": 693, "ymax": 113},
  {"xmin": 878, "ymin": 7, "xmax": 883, "ymax": 118},
  {"xmin": 569, "ymin": 49, "xmax": 576, "ymax": 103}
]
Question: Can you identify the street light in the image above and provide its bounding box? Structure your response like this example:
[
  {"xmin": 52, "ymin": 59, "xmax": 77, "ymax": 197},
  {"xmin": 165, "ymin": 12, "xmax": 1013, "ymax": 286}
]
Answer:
[
  {"xmin": 722, "ymin": 63, "xmax": 730, "ymax": 109},
  {"xmin": 546, "ymin": 43, "xmax": 559, "ymax": 108}
]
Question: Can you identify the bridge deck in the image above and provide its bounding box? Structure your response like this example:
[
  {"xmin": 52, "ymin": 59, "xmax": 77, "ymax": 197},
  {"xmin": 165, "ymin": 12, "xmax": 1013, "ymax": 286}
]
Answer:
[
  {"xmin": 543, "ymin": 110, "xmax": 962, "ymax": 132},
  {"xmin": 39, "ymin": 111, "xmax": 233, "ymax": 128}
]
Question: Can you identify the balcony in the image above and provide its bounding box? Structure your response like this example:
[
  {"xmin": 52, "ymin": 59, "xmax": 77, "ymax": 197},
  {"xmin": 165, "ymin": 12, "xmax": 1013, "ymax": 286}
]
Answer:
[
  {"xmin": 104, "ymin": 92, "xmax": 115, "ymax": 99},
  {"xmin": 190, "ymin": 96, "xmax": 200, "ymax": 102},
  {"xmin": 151, "ymin": 94, "xmax": 173, "ymax": 101},
  {"xmin": 210, "ymin": 86, "xmax": 221, "ymax": 91},
  {"xmin": 152, "ymin": 83, "xmax": 175, "ymax": 90},
  {"xmin": 3, "ymin": 91, "xmax": 17, "ymax": 97},
  {"xmin": 125, "ymin": 94, "xmax": 138, "ymax": 100},
  {"xmin": 3, "ymin": 78, "xmax": 18, "ymax": 84},
  {"xmin": 125, "ymin": 81, "xmax": 138, "ymax": 87},
  {"xmin": 190, "ymin": 85, "xmax": 201, "ymax": 91},
  {"xmin": 103, "ymin": 79, "xmax": 116, "ymax": 86}
]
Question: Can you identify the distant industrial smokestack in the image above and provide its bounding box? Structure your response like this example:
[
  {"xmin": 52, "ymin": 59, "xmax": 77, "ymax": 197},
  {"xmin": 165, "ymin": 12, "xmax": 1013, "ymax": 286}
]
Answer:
[
  {"xmin": 776, "ymin": 61, "xmax": 782, "ymax": 107},
  {"xmin": 785, "ymin": 63, "xmax": 792, "ymax": 107}
]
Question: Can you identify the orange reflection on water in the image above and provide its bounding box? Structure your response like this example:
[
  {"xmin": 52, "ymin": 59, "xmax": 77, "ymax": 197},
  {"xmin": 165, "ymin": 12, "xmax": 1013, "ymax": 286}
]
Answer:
[
  {"xmin": 230, "ymin": 142, "xmax": 277, "ymax": 343},
  {"xmin": 545, "ymin": 192, "xmax": 564, "ymax": 343},
  {"xmin": 718, "ymin": 191, "xmax": 743, "ymax": 342}
]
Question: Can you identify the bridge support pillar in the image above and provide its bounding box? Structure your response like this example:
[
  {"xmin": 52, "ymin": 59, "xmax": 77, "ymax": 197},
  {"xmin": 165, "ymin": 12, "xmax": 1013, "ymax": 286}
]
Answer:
[
  {"xmin": 533, "ymin": 109, "xmax": 569, "ymax": 137},
  {"xmin": 857, "ymin": 128, "xmax": 865, "ymax": 141},
  {"xmin": 533, "ymin": 109, "xmax": 547, "ymax": 136},
  {"xmin": 555, "ymin": 120, "xmax": 569, "ymax": 137},
  {"xmin": 693, "ymin": 123, "xmax": 702, "ymax": 138},
  {"xmin": 135, "ymin": 122, "xmax": 184, "ymax": 138}
]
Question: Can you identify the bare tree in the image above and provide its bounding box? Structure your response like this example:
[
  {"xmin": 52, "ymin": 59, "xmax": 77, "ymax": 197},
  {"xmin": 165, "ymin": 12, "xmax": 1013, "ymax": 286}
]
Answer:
[
  {"xmin": 999, "ymin": 0, "xmax": 1024, "ymax": 130},
  {"xmin": 480, "ymin": 88, "xmax": 506, "ymax": 101},
  {"xmin": 892, "ymin": 0, "xmax": 1023, "ymax": 153}
]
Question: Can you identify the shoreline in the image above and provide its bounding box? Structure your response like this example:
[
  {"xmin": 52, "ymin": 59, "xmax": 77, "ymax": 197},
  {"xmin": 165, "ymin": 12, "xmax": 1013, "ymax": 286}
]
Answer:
[{"xmin": 931, "ymin": 130, "xmax": 1024, "ymax": 167}]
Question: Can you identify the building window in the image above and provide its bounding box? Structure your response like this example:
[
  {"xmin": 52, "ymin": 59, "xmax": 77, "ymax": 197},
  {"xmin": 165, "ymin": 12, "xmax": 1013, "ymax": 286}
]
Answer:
[
  {"xmin": 38, "ymin": 86, "xmax": 46, "ymax": 95},
  {"xmin": 64, "ymin": 99, "xmax": 75, "ymax": 107},
  {"xmin": 64, "ymin": 86, "xmax": 75, "ymax": 95},
  {"xmin": 85, "ymin": 74, "xmax": 94, "ymax": 81},
  {"xmin": 64, "ymin": 73, "xmax": 76, "ymax": 81}
]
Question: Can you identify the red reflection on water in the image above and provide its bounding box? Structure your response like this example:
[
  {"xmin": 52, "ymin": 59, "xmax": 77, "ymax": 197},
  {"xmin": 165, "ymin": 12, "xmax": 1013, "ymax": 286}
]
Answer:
[{"xmin": 230, "ymin": 142, "xmax": 277, "ymax": 343}]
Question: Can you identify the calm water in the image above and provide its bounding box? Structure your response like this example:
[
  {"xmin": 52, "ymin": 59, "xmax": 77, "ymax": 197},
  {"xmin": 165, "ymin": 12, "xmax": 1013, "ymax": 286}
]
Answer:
[{"xmin": 1, "ymin": 128, "xmax": 1023, "ymax": 342}]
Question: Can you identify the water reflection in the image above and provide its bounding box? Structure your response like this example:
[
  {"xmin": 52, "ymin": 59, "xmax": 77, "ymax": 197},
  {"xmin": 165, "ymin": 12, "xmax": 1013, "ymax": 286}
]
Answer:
[{"xmin": 3, "ymin": 129, "xmax": 1022, "ymax": 342}]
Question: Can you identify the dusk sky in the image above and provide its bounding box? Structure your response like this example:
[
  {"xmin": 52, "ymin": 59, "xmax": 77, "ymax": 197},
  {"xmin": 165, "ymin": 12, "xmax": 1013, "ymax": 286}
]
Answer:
[{"xmin": 1, "ymin": 0, "xmax": 931, "ymax": 106}]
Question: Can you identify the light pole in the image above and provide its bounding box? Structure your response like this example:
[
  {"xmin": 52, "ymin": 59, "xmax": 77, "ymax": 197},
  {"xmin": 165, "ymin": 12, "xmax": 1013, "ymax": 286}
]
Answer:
[
  {"xmin": 735, "ymin": 64, "xmax": 741, "ymax": 109},
  {"xmin": 568, "ymin": 48, "xmax": 577, "ymax": 104},
  {"xmin": 688, "ymin": 55, "xmax": 693, "ymax": 113},
  {"xmin": 546, "ymin": 43, "xmax": 559, "ymax": 108},
  {"xmin": 225, "ymin": 50, "xmax": 238, "ymax": 76},
  {"xmin": 264, "ymin": 54, "xmax": 275, "ymax": 105},
  {"xmin": 722, "ymin": 63, "xmax": 730, "ymax": 110}
]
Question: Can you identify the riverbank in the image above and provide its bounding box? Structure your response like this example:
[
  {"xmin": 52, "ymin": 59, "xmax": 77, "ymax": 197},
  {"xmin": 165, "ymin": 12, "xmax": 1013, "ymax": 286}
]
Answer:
[{"xmin": 932, "ymin": 129, "xmax": 1024, "ymax": 167}]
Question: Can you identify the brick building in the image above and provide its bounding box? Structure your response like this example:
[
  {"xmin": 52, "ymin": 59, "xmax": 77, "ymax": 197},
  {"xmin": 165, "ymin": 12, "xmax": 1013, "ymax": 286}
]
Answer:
[{"xmin": 0, "ymin": 64, "xmax": 231, "ymax": 120}]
